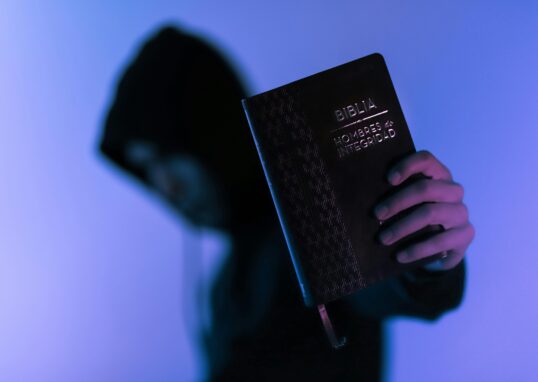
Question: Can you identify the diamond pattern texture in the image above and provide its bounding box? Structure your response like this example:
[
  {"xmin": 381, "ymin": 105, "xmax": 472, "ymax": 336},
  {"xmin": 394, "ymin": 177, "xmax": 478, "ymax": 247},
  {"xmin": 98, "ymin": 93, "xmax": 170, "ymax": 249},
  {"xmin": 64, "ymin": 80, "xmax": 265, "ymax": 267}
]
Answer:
[{"xmin": 246, "ymin": 87, "xmax": 366, "ymax": 304}]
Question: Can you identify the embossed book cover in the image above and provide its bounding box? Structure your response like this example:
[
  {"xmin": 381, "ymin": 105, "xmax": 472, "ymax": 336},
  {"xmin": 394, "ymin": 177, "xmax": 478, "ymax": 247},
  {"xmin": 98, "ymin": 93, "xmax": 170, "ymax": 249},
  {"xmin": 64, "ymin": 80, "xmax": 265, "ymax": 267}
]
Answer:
[{"xmin": 241, "ymin": 53, "xmax": 444, "ymax": 313}]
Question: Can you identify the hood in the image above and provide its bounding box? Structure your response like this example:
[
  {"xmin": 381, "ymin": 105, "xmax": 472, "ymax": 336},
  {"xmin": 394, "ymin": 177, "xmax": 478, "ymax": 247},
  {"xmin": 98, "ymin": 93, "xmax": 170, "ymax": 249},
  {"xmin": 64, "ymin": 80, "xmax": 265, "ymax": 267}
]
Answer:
[{"xmin": 98, "ymin": 25, "xmax": 275, "ymax": 232}]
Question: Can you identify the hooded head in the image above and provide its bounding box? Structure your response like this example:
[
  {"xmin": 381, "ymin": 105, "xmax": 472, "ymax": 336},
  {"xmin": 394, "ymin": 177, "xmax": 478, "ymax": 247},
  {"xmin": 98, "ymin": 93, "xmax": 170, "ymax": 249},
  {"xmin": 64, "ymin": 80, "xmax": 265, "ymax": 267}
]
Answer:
[{"xmin": 99, "ymin": 26, "xmax": 274, "ymax": 233}]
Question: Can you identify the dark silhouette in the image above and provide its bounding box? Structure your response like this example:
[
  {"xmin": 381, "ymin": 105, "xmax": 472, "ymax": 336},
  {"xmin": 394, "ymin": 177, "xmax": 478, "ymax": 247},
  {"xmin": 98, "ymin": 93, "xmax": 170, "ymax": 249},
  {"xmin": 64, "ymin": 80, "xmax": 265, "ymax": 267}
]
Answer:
[{"xmin": 99, "ymin": 25, "xmax": 466, "ymax": 381}]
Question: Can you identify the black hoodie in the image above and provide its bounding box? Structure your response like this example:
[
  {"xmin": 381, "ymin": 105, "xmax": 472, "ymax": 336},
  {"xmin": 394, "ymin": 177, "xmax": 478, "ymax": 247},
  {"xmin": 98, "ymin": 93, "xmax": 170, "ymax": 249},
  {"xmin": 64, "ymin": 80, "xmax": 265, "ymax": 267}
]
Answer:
[{"xmin": 99, "ymin": 25, "xmax": 466, "ymax": 381}]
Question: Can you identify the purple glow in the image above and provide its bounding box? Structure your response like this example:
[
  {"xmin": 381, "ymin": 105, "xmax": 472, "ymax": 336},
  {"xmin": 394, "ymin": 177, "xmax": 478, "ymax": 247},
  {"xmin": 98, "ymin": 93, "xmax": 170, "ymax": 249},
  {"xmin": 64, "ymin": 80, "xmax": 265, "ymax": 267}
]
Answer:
[{"xmin": 1, "ymin": 1, "xmax": 537, "ymax": 381}]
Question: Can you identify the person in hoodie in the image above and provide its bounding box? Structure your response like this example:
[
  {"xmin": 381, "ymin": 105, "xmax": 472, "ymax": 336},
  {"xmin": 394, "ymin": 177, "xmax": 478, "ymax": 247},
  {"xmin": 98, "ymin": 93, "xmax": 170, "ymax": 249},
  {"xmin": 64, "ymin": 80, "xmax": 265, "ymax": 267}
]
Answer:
[{"xmin": 98, "ymin": 25, "xmax": 474, "ymax": 381}]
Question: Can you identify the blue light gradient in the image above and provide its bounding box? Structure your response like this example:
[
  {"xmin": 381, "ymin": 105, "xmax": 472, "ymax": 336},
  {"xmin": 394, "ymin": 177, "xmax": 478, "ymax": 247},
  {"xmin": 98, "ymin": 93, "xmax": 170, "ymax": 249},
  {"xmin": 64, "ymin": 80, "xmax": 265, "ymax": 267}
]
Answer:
[{"xmin": 1, "ymin": 1, "xmax": 537, "ymax": 381}]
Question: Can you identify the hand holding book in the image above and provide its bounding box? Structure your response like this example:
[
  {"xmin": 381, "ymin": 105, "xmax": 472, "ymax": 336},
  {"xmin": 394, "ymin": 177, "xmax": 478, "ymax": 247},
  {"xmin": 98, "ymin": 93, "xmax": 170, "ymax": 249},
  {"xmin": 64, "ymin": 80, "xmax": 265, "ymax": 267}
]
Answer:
[
  {"xmin": 374, "ymin": 150, "xmax": 475, "ymax": 272},
  {"xmin": 241, "ymin": 53, "xmax": 474, "ymax": 347}
]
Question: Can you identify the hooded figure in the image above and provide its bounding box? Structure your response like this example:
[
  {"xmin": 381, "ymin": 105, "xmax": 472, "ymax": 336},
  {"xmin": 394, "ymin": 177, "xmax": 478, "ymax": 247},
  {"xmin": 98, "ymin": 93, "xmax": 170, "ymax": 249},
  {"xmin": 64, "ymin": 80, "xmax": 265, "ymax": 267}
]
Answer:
[{"xmin": 99, "ymin": 26, "xmax": 466, "ymax": 381}]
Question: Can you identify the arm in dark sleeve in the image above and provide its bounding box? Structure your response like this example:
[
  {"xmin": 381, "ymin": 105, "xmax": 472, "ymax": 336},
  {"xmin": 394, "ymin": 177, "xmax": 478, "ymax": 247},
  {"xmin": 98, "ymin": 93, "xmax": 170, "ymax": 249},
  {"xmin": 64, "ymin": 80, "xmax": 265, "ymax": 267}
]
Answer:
[{"xmin": 346, "ymin": 258, "xmax": 466, "ymax": 320}]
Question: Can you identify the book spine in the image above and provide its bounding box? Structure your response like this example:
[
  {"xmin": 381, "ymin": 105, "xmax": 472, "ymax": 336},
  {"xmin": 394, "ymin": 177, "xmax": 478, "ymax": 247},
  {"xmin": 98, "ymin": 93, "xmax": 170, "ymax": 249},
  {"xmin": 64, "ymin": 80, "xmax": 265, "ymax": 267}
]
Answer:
[{"xmin": 242, "ymin": 98, "xmax": 314, "ymax": 306}]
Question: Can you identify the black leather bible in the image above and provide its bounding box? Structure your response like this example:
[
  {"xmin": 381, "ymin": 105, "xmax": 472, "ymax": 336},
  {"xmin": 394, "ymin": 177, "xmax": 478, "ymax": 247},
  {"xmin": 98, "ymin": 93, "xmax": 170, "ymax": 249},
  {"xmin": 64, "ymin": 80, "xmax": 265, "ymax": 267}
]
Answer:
[{"xmin": 241, "ymin": 53, "xmax": 444, "ymax": 313}]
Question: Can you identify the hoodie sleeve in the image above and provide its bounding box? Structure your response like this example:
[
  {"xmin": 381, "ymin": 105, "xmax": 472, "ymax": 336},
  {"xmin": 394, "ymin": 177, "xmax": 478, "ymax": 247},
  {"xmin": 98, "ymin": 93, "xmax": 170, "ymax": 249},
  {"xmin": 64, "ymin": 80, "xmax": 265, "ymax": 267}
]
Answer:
[{"xmin": 346, "ymin": 258, "xmax": 466, "ymax": 320}]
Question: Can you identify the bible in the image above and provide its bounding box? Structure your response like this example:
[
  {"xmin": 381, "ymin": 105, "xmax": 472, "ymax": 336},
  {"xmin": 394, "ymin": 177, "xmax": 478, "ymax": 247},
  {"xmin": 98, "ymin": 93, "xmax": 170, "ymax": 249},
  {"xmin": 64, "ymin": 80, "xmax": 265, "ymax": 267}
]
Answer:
[{"xmin": 241, "ymin": 53, "xmax": 444, "ymax": 347}]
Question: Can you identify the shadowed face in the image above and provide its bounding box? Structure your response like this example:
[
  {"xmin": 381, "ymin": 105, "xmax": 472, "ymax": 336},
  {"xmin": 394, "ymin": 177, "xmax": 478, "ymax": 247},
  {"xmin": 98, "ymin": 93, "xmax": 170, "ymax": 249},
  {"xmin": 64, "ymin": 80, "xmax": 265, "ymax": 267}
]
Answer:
[{"xmin": 124, "ymin": 140, "xmax": 229, "ymax": 229}]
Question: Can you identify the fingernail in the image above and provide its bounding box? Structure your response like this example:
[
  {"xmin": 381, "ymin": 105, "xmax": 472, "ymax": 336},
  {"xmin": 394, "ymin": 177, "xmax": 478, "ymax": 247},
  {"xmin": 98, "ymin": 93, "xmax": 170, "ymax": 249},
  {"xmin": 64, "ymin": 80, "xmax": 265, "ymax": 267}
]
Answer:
[
  {"xmin": 374, "ymin": 204, "xmax": 388, "ymax": 220},
  {"xmin": 387, "ymin": 171, "xmax": 401, "ymax": 185},
  {"xmin": 378, "ymin": 229, "xmax": 393, "ymax": 245},
  {"xmin": 396, "ymin": 251, "xmax": 408, "ymax": 263}
]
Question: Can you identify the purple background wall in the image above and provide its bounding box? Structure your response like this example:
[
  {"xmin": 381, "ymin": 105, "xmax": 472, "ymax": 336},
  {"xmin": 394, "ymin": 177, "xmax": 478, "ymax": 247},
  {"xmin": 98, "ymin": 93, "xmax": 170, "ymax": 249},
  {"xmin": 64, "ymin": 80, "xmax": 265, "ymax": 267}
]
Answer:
[{"xmin": 1, "ymin": 1, "xmax": 537, "ymax": 381}]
